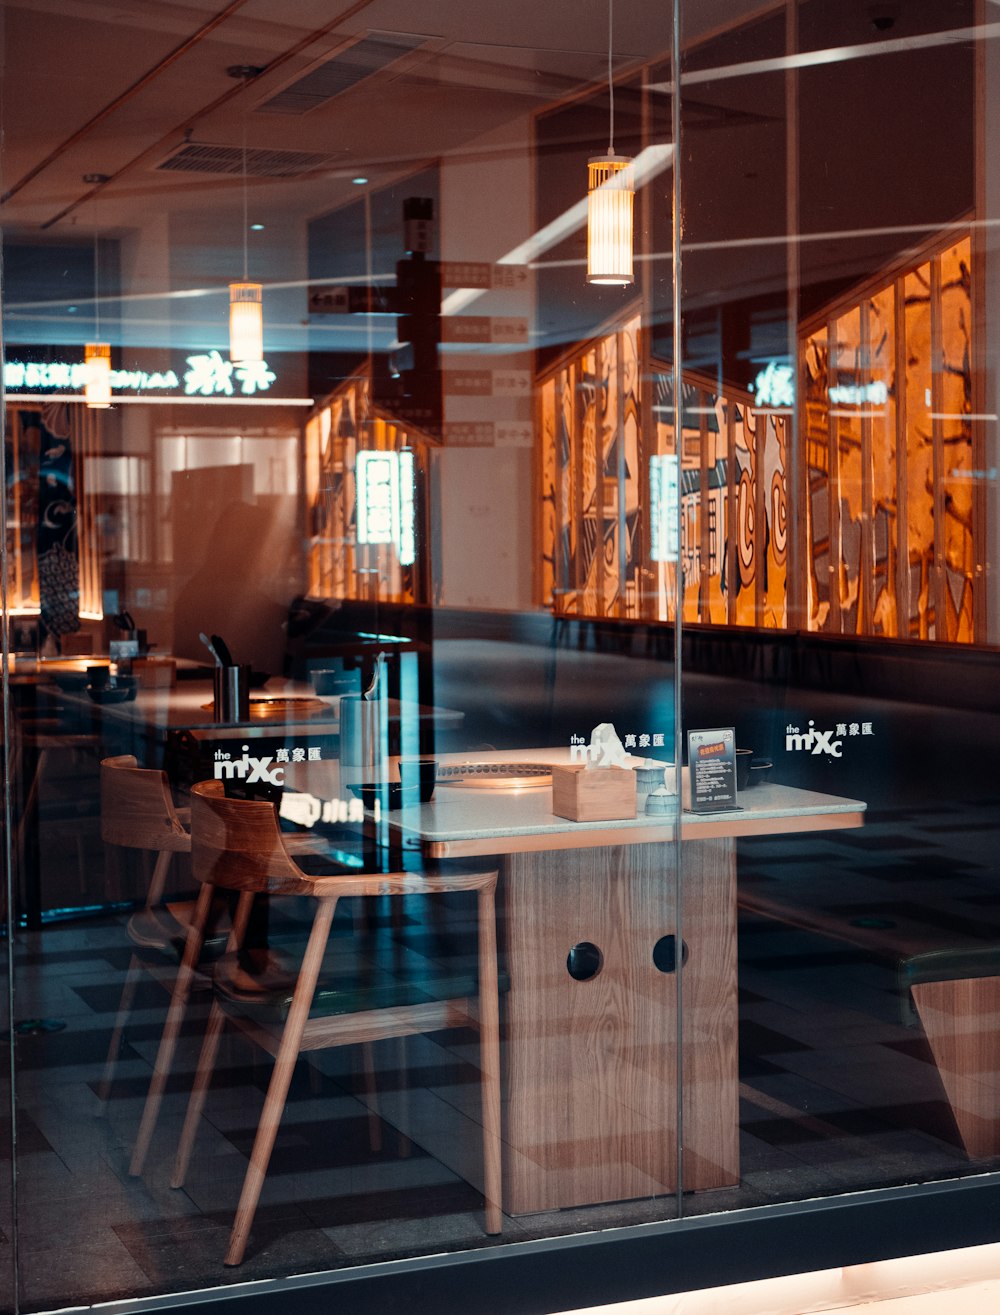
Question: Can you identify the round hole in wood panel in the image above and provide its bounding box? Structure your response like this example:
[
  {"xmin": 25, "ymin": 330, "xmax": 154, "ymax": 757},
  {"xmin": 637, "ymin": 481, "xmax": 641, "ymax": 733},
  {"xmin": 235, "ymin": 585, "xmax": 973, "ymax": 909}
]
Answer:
[
  {"xmin": 566, "ymin": 941, "xmax": 603, "ymax": 981},
  {"xmin": 652, "ymin": 935, "xmax": 689, "ymax": 974}
]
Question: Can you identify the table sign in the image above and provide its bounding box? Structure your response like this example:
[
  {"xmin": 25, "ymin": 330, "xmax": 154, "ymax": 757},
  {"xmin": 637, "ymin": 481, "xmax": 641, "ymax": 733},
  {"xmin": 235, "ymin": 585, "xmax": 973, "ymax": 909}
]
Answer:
[
  {"xmin": 686, "ymin": 727, "xmax": 739, "ymax": 812},
  {"xmin": 109, "ymin": 639, "xmax": 139, "ymax": 662}
]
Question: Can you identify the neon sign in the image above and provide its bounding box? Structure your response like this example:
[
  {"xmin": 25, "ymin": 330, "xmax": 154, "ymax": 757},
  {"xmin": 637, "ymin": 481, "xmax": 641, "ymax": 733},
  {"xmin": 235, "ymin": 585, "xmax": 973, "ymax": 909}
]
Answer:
[
  {"xmin": 753, "ymin": 360, "xmax": 795, "ymax": 409},
  {"xmin": 827, "ymin": 381, "xmax": 888, "ymax": 406},
  {"xmin": 183, "ymin": 351, "xmax": 275, "ymax": 397},
  {"xmin": 3, "ymin": 351, "xmax": 277, "ymax": 398},
  {"xmin": 356, "ymin": 449, "xmax": 416, "ymax": 566}
]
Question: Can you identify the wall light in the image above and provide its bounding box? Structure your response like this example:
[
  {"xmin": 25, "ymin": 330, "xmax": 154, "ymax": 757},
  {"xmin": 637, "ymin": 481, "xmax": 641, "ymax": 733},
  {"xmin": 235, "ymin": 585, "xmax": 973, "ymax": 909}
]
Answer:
[{"xmin": 587, "ymin": 0, "xmax": 634, "ymax": 286}]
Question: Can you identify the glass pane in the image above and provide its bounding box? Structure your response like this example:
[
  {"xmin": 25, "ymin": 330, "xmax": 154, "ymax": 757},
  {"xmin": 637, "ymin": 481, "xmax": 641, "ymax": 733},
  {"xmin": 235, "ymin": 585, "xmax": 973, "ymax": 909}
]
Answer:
[
  {"xmin": 1, "ymin": 1, "xmax": 685, "ymax": 1307},
  {"xmin": 5, "ymin": 0, "xmax": 1000, "ymax": 1305},
  {"xmin": 678, "ymin": 0, "xmax": 1000, "ymax": 1231}
]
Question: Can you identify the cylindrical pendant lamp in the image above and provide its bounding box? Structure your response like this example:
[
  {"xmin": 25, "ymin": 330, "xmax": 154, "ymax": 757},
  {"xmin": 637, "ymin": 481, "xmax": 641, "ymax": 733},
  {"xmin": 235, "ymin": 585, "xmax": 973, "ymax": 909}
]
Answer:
[
  {"xmin": 84, "ymin": 342, "xmax": 112, "ymax": 409},
  {"xmin": 587, "ymin": 153, "xmax": 634, "ymax": 286},
  {"xmin": 229, "ymin": 280, "xmax": 263, "ymax": 364}
]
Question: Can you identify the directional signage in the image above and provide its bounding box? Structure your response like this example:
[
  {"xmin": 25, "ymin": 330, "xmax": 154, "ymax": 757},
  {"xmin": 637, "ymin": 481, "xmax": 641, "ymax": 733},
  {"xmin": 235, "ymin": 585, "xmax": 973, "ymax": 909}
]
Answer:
[
  {"xmin": 445, "ymin": 370, "xmax": 492, "ymax": 396},
  {"xmin": 444, "ymin": 369, "xmax": 530, "ymax": 397},
  {"xmin": 441, "ymin": 316, "xmax": 529, "ymax": 345},
  {"xmin": 441, "ymin": 420, "xmax": 534, "ymax": 448},
  {"xmin": 495, "ymin": 421, "xmax": 534, "ymax": 448},
  {"xmin": 443, "ymin": 421, "xmax": 495, "ymax": 447},
  {"xmin": 440, "ymin": 262, "xmax": 493, "ymax": 290},
  {"xmin": 440, "ymin": 261, "xmax": 528, "ymax": 290}
]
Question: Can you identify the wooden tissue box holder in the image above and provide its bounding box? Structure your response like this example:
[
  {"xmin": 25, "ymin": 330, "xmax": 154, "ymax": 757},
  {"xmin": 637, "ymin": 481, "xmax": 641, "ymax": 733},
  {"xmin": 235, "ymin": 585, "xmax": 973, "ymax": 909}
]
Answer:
[{"xmin": 551, "ymin": 764, "xmax": 637, "ymax": 822}]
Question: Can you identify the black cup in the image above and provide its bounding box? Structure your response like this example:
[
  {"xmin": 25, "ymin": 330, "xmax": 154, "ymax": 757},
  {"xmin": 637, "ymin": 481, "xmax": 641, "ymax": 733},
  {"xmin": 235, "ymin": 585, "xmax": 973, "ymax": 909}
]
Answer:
[
  {"xmin": 86, "ymin": 664, "xmax": 110, "ymax": 689},
  {"xmin": 398, "ymin": 758, "xmax": 438, "ymax": 802}
]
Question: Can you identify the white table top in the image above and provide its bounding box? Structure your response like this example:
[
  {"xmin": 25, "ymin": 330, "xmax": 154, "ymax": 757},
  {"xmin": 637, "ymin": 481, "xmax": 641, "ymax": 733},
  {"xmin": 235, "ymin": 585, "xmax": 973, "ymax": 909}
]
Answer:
[{"xmin": 386, "ymin": 750, "xmax": 866, "ymax": 858}]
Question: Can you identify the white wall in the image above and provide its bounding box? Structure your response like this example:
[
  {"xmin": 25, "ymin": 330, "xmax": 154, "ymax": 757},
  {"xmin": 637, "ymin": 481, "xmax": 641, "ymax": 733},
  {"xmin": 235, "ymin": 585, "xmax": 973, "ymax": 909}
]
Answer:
[{"xmin": 435, "ymin": 114, "xmax": 536, "ymax": 611}]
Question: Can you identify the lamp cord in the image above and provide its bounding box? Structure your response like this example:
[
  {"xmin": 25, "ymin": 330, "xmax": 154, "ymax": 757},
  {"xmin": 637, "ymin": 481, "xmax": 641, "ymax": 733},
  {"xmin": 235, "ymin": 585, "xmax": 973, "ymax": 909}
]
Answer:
[
  {"xmin": 93, "ymin": 230, "xmax": 100, "ymax": 339},
  {"xmin": 241, "ymin": 107, "xmax": 249, "ymax": 281},
  {"xmin": 608, "ymin": 0, "xmax": 615, "ymax": 154}
]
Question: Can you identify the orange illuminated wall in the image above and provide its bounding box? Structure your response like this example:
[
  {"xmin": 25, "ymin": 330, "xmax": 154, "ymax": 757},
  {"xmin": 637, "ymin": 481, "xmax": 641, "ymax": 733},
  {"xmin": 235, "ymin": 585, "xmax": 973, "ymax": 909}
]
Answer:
[
  {"xmin": 304, "ymin": 371, "xmax": 430, "ymax": 605},
  {"xmin": 802, "ymin": 232, "xmax": 976, "ymax": 641},
  {"xmin": 539, "ymin": 229, "xmax": 977, "ymax": 644},
  {"xmin": 538, "ymin": 316, "xmax": 785, "ymax": 627}
]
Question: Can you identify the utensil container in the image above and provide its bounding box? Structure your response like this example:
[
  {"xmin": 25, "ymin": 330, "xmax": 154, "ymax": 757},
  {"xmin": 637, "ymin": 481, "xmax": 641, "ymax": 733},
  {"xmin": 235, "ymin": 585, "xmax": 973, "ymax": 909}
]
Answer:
[
  {"xmin": 213, "ymin": 664, "xmax": 251, "ymax": 723},
  {"xmin": 339, "ymin": 693, "xmax": 387, "ymax": 786}
]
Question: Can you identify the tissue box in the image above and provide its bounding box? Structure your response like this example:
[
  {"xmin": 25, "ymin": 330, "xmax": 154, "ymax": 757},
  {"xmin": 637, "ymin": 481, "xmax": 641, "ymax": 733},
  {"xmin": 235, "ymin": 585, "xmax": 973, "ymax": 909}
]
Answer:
[{"xmin": 551, "ymin": 765, "xmax": 637, "ymax": 822}]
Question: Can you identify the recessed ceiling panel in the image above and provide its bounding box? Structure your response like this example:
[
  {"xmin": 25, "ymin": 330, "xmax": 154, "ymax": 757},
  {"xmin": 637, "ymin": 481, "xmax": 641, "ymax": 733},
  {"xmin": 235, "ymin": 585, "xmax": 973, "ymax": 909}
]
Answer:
[
  {"xmin": 155, "ymin": 142, "xmax": 337, "ymax": 177},
  {"xmin": 255, "ymin": 31, "xmax": 432, "ymax": 115}
]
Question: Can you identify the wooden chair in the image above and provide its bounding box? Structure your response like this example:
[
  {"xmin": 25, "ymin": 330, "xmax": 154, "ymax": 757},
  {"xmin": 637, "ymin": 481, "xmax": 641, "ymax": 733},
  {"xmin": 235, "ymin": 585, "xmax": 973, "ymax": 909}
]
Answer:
[
  {"xmin": 97, "ymin": 755, "xmax": 196, "ymax": 1171},
  {"xmin": 11, "ymin": 702, "xmax": 103, "ymax": 924},
  {"xmin": 170, "ymin": 778, "xmax": 502, "ymax": 1266}
]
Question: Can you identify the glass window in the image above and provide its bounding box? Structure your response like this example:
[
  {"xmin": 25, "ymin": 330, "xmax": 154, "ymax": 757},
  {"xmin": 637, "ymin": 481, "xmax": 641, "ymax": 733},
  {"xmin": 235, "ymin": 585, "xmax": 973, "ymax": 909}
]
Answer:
[{"xmin": 2, "ymin": 1, "xmax": 999, "ymax": 1310}]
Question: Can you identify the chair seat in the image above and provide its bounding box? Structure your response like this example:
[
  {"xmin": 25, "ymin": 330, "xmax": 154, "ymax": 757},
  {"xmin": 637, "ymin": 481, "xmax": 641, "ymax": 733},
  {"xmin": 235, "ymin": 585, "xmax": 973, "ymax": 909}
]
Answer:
[
  {"xmin": 127, "ymin": 904, "xmax": 228, "ymax": 964},
  {"xmin": 213, "ymin": 944, "xmax": 508, "ymax": 1024},
  {"xmin": 900, "ymin": 944, "xmax": 1000, "ymax": 990},
  {"xmin": 128, "ymin": 905, "xmax": 191, "ymax": 956}
]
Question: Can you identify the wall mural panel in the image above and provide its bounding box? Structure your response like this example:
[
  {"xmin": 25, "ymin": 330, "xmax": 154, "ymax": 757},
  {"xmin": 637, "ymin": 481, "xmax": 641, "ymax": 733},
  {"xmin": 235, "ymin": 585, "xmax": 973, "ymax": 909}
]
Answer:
[
  {"xmin": 540, "ymin": 233, "xmax": 974, "ymax": 641},
  {"xmin": 304, "ymin": 372, "xmax": 427, "ymax": 606},
  {"xmin": 802, "ymin": 231, "xmax": 976, "ymax": 643},
  {"xmin": 4, "ymin": 404, "xmax": 105, "ymax": 642},
  {"xmin": 733, "ymin": 400, "xmax": 759, "ymax": 627},
  {"xmin": 869, "ymin": 284, "xmax": 897, "ymax": 637},
  {"xmin": 539, "ymin": 320, "xmax": 785, "ymax": 628},
  {"xmin": 939, "ymin": 238, "xmax": 975, "ymax": 642}
]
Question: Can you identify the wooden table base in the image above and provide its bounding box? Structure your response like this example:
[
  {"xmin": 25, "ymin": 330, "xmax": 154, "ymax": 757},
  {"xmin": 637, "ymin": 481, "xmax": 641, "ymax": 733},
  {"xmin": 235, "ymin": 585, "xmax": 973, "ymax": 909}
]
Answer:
[{"xmin": 501, "ymin": 836, "xmax": 739, "ymax": 1214}]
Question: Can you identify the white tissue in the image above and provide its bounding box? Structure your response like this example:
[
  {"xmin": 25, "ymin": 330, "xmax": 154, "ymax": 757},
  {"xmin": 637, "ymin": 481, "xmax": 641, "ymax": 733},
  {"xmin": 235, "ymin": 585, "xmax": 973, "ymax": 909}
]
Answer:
[{"xmin": 586, "ymin": 722, "xmax": 631, "ymax": 769}]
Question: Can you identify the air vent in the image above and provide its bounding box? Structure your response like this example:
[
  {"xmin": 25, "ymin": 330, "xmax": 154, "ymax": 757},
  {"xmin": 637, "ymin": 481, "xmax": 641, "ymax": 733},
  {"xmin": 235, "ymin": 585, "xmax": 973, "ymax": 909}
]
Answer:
[
  {"xmin": 256, "ymin": 31, "xmax": 429, "ymax": 116},
  {"xmin": 156, "ymin": 143, "xmax": 337, "ymax": 178}
]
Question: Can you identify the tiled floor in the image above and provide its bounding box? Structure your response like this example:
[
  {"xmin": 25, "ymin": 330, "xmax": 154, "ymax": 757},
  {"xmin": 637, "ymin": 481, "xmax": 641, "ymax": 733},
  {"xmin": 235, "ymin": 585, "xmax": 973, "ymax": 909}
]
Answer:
[{"xmin": 4, "ymin": 795, "xmax": 999, "ymax": 1311}]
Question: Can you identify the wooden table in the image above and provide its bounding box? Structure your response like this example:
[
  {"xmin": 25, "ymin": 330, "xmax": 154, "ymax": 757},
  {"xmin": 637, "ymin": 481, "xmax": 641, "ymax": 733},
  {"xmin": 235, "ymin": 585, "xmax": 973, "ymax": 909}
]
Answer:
[
  {"xmin": 390, "ymin": 754, "xmax": 865, "ymax": 1215},
  {"xmin": 52, "ymin": 679, "xmax": 464, "ymax": 772}
]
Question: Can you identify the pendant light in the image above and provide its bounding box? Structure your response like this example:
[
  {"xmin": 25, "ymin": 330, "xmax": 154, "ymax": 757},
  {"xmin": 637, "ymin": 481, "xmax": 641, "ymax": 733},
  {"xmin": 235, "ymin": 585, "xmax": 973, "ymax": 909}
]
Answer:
[
  {"xmin": 229, "ymin": 68, "xmax": 263, "ymax": 364},
  {"xmin": 85, "ymin": 233, "xmax": 112, "ymax": 408},
  {"xmin": 587, "ymin": 0, "xmax": 634, "ymax": 286}
]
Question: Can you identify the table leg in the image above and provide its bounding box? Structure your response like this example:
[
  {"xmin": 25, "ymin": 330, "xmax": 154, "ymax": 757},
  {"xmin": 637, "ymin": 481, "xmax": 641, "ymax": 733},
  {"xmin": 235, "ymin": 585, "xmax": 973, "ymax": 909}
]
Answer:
[{"xmin": 501, "ymin": 837, "xmax": 738, "ymax": 1214}]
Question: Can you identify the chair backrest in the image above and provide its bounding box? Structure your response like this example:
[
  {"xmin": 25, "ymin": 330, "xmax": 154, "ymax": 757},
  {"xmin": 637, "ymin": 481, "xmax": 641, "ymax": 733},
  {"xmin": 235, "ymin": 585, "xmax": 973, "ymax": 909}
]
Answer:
[
  {"xmin": 190, "ymin": 779, "xmax": 315, "ymax": 895},
  {"xmin": 190, "ymin": 780, "xmax": 497, "ymax": 903},
  {"xmin": 100, "ymin": 754, "xmax": 190, "ymax": 854}
]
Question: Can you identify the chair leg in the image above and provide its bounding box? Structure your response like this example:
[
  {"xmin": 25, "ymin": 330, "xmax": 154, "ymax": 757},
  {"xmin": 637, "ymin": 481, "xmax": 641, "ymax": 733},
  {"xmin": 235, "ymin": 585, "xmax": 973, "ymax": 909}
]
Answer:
[
  {"xmin": 395, "ymin": 1034, "xmax": 412, "ymax": 1158},
  {"xmin": 15, "ymin": 746, "xmax": 48, "ymax": 923},
  {"xmin": 359, "ymin": 1041, "xmax": 382, "ymax": 1154},
  {"xmin": 170, "ymin": 997, "xmax": 229, "ymax": 1188},
  {"xmin": 225, "ymin": 896, "xmax": 337, "ymax": 1267},
  {"xmin": 129, "ymin": 882, "xmax": 213, "ymax": 1176},
  {"xmin": 145, "ymin": 848, "xmax": 174, "ymax": 909},
  {"xmin": 97, "ymin": 952, "xmax": 144, "ymax": 1109},
  {"xmin": 478, "ymin": 885, "xmax": 502, "ymax": 1235}
]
